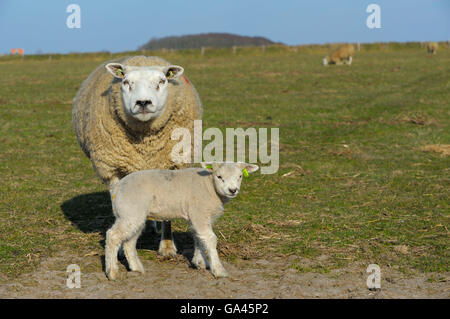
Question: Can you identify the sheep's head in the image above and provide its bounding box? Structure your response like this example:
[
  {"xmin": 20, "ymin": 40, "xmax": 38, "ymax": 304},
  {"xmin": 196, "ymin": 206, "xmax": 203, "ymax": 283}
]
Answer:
[
  {"xmin": 201, "ymin": 162, "xmax": 259, "ymax": 199},
  {"xmin": 322, "ymin": 57, "xmax": 328, "ymax": 66},
  {"xmin": 106, "ymin": 63, "xmax": 184, "ymax": 122}
]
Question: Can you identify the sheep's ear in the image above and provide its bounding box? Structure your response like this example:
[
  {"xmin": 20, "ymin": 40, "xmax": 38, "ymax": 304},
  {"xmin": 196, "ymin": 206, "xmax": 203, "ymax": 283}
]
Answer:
[
  {"xmin": 105, "ymin": 63, "xmax": 126, "ymax": 79},
  {"xmin": 163, "ymin": 65, "xmax": 184, "ymax": 79},
  {"xmin": 239, "ymin": 163, "xmax": 259, "ymax": 175}
]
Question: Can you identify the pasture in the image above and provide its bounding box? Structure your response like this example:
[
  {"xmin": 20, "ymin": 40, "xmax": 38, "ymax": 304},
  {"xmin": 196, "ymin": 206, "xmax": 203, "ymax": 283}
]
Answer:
[{"xmin": 0, "ymin": 44, "xmax": 448, "ymax": 293}]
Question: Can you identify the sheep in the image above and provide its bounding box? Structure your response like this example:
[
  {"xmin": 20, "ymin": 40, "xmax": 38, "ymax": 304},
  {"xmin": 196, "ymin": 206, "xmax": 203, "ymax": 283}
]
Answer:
[
  {"xmin": 72, "ymin": 56, "xmax": 203, "ymax": 258},
  {"xmin": 323, "ymin": 44, "xmax": 355, "ymax": 66},
  {"xmin": 105, "ymin": 162, "xmax": 259, "ymax": 280},
  {"xmin": 427, "ymin": 42, "xmax": 438, "ymax": 55}
]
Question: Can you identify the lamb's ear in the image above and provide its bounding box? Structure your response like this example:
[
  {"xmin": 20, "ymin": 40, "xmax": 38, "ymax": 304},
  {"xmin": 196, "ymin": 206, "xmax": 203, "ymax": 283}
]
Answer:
[
  {"xmin": 239, "ymin": 163, "xmax": 259, "ymax": 175},
  {"xmin": 201, "ymin": 162, "xmax": 220, "ymax": 172},
  {"xmin": 105, "ymin": 63, "xmax": 126, "ymax": 79},
  {"xmin": 163, "ymin": 65, "xmax": 184, "ymax": 79}
]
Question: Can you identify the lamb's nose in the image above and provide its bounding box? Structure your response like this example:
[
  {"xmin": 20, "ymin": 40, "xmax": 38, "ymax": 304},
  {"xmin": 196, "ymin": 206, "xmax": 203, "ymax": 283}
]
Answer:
[
  {"xmin": 136, "ymin": 100, "xmax": 152, "ymax": 107},
  {"xmin": 229, "ymin": 188, "xmax": 237, "ymax": 194}
]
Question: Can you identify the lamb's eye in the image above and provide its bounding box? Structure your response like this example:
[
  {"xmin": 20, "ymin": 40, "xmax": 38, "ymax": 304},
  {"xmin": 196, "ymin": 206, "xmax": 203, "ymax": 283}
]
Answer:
[
  {"xmin": 239, "ymin": 175, "xmax": 242, "ymax": 178},
  {"xmin": 217, "ymin": 175, "xmax": 223, "ymax": 181},
  {"xmin": 159, "ymin": 79, "xmax": 165, "ymax": 85},
  {"xmin": 123, "ymin": 80, "xmax": 129, "ymax": 86}
]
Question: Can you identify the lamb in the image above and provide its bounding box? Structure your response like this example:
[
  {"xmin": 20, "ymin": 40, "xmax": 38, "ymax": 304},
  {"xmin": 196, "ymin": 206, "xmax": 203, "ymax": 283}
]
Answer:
[
  {"xmin": 72, "ymin": 56, "xmax": 202, "ymax": 257},
  {"xmin": 105, "ymin": 162, "xmax": 259, "ymax": 280},
  {"xmin": 427, "ymin": 42, "xmax": 438, "ymax": 55},
  {"xmin": 323, "ymin": 44, "xmax": 355, "ymax": 66}
]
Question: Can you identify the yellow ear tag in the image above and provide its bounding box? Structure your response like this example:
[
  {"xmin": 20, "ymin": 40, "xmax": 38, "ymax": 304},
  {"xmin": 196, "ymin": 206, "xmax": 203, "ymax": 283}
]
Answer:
[
  {"xmin": 117, "ymin": 69, "xmax": 123, "ymax": 76},
  {"xmin": 205, "ymin": 164, "xmax": 213, "ymax": 169},
  {"xmin": 243, "ymin": 168, "xmax": 249, "ymax": 177},
  {"xmin": 168, "ymin": 70, "xmax": 174, "ymax": 78}
]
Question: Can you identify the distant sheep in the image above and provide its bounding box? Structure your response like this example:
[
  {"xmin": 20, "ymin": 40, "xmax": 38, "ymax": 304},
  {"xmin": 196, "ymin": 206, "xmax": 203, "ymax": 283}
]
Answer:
[
  {"xmin": 72, "ymin": 56, "xmax": 203, "ymax": 257},
  {"xmin": 427, "ymin": 42, "xmax": 438, "ymax": 55},
  {"xmin": 105, "ymin": 162, "xmax": 259, "ymax": 280},
  {"xmin": 323, "ymin": 44, "xmax": 355, "ymax": 66}
]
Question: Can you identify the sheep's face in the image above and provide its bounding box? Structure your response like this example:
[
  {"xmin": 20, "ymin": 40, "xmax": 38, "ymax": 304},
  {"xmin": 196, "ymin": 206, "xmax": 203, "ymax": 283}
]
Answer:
[
  {"xmin": 106, "ymin": 63, "xmax": 184, "ymax": 122},
  {"xmin": 201, "ymin": 162, "xmax": 259, "ymax": 199}
]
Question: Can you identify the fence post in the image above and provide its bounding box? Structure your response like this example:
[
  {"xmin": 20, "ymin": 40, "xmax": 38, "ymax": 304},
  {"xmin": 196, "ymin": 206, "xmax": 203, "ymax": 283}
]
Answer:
[
  {"xmin": 232, "ymin": 46, "xmax": 236, "ymax": 54},
  {"xmin": 357, "ymin": 42, "xmax": 361, "ymax": 51},
  {"xmin": 201, "ymin": 46, "xmax": 205, "ymax": 56},
  {"xmin": 261, "ymin": 45, "xmax": 265, "ymax": 54}
]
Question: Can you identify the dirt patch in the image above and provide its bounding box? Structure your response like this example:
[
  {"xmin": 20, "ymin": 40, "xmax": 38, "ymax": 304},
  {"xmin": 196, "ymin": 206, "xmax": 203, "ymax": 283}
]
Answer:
[
  {"xmin": 0, "ymin": 252, "xmax": 448, "ymax": 299},
  {"xmin": 420, "ymin": 144, "xmax": 450, "ymax": 157}
]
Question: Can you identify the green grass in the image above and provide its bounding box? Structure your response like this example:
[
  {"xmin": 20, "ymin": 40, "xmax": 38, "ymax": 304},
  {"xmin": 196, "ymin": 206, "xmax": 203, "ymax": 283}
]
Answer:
[{"xmin": 0, "ymin": 44, "xmax": 449, "ymax": 280}]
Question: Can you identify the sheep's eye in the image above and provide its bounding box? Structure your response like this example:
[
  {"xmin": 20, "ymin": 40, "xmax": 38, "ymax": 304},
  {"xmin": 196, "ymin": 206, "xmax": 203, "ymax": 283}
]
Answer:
[
  {"xmin": 123, "ymin": 80, "xmax": 129, "ymax": 86},
  {"xmin": 217, "ymin": 175, "xmax": 223, "ymax": 181},
  {"xmin": 159, "ymin": 79, "xmax": 165, "ymax": 85},
  {"xmin": 239, "ymin": 175, "xmax": 242, "ymax": 178}
]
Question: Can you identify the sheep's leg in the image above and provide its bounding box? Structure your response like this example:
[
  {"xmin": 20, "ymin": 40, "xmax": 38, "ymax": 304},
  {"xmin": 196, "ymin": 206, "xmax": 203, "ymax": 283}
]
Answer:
[
  {"xmin": 105, "ymin": 218, "xmax": 145, "ymax": 280},
  {"xmin": 194, "ymin": 228, "xmax": 228, "ymax": 278},
  {"xmin": 191, "ymin": 235, "xmax": 208, "ymax": 269},
  {"xmin": 158, "ymin": 221, "xmax": 177, "ymax": 258},
  {"xmin": 152, "ymin": 221, "xmax": 162, "ymax": 234},
  {"xmin": 122, "ymin": 224, "xmax": 145, "ymax": 274}
]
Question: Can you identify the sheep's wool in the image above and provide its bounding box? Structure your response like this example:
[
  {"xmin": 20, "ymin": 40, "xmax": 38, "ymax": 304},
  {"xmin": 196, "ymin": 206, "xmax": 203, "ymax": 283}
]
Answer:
[{"xmin": 72, "ymin": 56, "xmax": 203, "ymax": 185}]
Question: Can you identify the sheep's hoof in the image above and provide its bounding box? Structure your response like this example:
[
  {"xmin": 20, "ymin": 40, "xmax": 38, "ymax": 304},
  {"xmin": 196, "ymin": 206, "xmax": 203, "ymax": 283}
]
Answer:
[
  {"xmin": 211, "ymin": 266, "xmax": 228, "ymax": 278},
  {"xmin": 158, "ymin": 239, "xmax": 177, "ymax": 258}
]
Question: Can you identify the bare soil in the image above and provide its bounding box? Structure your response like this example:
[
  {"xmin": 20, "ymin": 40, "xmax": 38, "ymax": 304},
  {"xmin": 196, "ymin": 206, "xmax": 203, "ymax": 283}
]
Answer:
[{"xmin": 0, "ymin": 251, "xmax": 448, "ymax": 299}]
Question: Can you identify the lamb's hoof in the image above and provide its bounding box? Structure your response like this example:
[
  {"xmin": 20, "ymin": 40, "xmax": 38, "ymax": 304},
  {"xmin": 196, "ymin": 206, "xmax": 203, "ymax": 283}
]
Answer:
[
  {"xmin": 129, "ymin": 263, "xmax": 145, "ymax": 274},
  {"xmin": 158, "ymin": 240, "xmax": 177, "ymax": 258},
  {"xmin": 106, "ymin": 267, "xmax": 119, "ymax": 281},
  {"xmin": 192, "ymin": 254, "xmax": 208, "ymax": 269},
  {"xmin": 211, "ymin": 266, "xmax": 229, "ymax": 278}
]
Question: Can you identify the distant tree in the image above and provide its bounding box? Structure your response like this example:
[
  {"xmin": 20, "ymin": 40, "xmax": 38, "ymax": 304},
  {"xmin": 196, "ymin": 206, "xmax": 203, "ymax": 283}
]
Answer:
[{"xmin": 139, "ymin": 33, "xmax": 280, "ymax": 50}]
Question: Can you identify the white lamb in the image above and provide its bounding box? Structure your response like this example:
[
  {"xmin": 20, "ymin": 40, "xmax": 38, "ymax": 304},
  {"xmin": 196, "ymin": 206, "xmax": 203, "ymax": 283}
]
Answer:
[{"xmin": 105, "ymin": 162, "xmax": 259, "ymax": 280}]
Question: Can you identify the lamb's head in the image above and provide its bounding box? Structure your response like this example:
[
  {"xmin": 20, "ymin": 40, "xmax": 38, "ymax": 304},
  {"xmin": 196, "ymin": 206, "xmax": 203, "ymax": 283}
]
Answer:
[
  {"xmin": 201, "ymin": 162, "xmax": 259, "ymax": 199},
  {"xmin": 105, "ymin": 63, "xmax": 184, "ymax": 122}
]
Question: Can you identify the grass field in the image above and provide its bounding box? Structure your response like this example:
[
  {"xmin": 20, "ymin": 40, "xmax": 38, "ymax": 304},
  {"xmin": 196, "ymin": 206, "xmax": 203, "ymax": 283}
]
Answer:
[{"xmin": 0, "ymin": 43, "xmax": 449, "ymax": 281}]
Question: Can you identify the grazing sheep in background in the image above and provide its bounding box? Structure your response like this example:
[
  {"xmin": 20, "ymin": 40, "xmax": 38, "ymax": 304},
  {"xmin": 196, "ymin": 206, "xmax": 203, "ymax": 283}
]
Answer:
[
  {"xmin": 323, "ymin": 44, "xmax": 355, "ymax": 66},
  {"xmin": 72, "ymin": 56, "xmax": 203, "ymax": 257},
  {"xmin": 105, "ymin": 162, "xmax": 259, "ymax": 280},
  {"xmin": 427, "ymin": 42, "xmax": 438, "ymax": 55}
]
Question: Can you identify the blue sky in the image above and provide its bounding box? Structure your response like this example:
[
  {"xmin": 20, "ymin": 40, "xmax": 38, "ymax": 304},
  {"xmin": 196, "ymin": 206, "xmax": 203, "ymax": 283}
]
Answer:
[{"xmin": 0, "ymin": 0, "xmax": 448, "ymax": 54}]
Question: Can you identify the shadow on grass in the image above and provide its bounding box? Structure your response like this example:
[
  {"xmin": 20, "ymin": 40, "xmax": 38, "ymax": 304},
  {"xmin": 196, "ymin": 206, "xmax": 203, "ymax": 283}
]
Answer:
[{"xmin": 60, "ymin": 191, "xmax": 196, "ymax": 270}]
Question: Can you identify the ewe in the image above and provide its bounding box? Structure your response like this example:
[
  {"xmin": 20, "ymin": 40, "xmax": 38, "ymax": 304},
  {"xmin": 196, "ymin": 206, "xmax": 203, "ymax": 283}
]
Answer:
[{"xmin": 105, "ymin": 162, "xmax": 259, "ymax": 280}]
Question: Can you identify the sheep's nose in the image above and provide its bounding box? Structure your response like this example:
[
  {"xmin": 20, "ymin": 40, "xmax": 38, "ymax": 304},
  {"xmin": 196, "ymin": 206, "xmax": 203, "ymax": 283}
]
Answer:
[
  {"xmin": 229, "ymin": 188, "xmax": 237, "ymax": 194},
  {"xmin": 136, "ymin": 100, "xmax": 152, "ymax": 107}
]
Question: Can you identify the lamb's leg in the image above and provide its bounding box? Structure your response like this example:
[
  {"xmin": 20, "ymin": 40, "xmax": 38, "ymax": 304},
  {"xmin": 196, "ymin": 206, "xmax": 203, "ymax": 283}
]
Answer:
[
  {"xmin": 105, "ymin": 218, "xmax": 145, "ymax": 280},
  {"xmin": 105, "ymin": 222, "xmax": 124, "ymax": 280},
  {"xmin": 122, "ymin": 224, "xmax": 145, "ymax": 274},
  {"xmin": 191, "ymin": 235, "xmax": 208, "ymax": 269},
  {"xmin": 158, "ymin": 221, "xmax": 177, "ymax": 258},
  {"xmin": 194, "ymin": 227, "xmax": 228, "ymax": 278}
]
